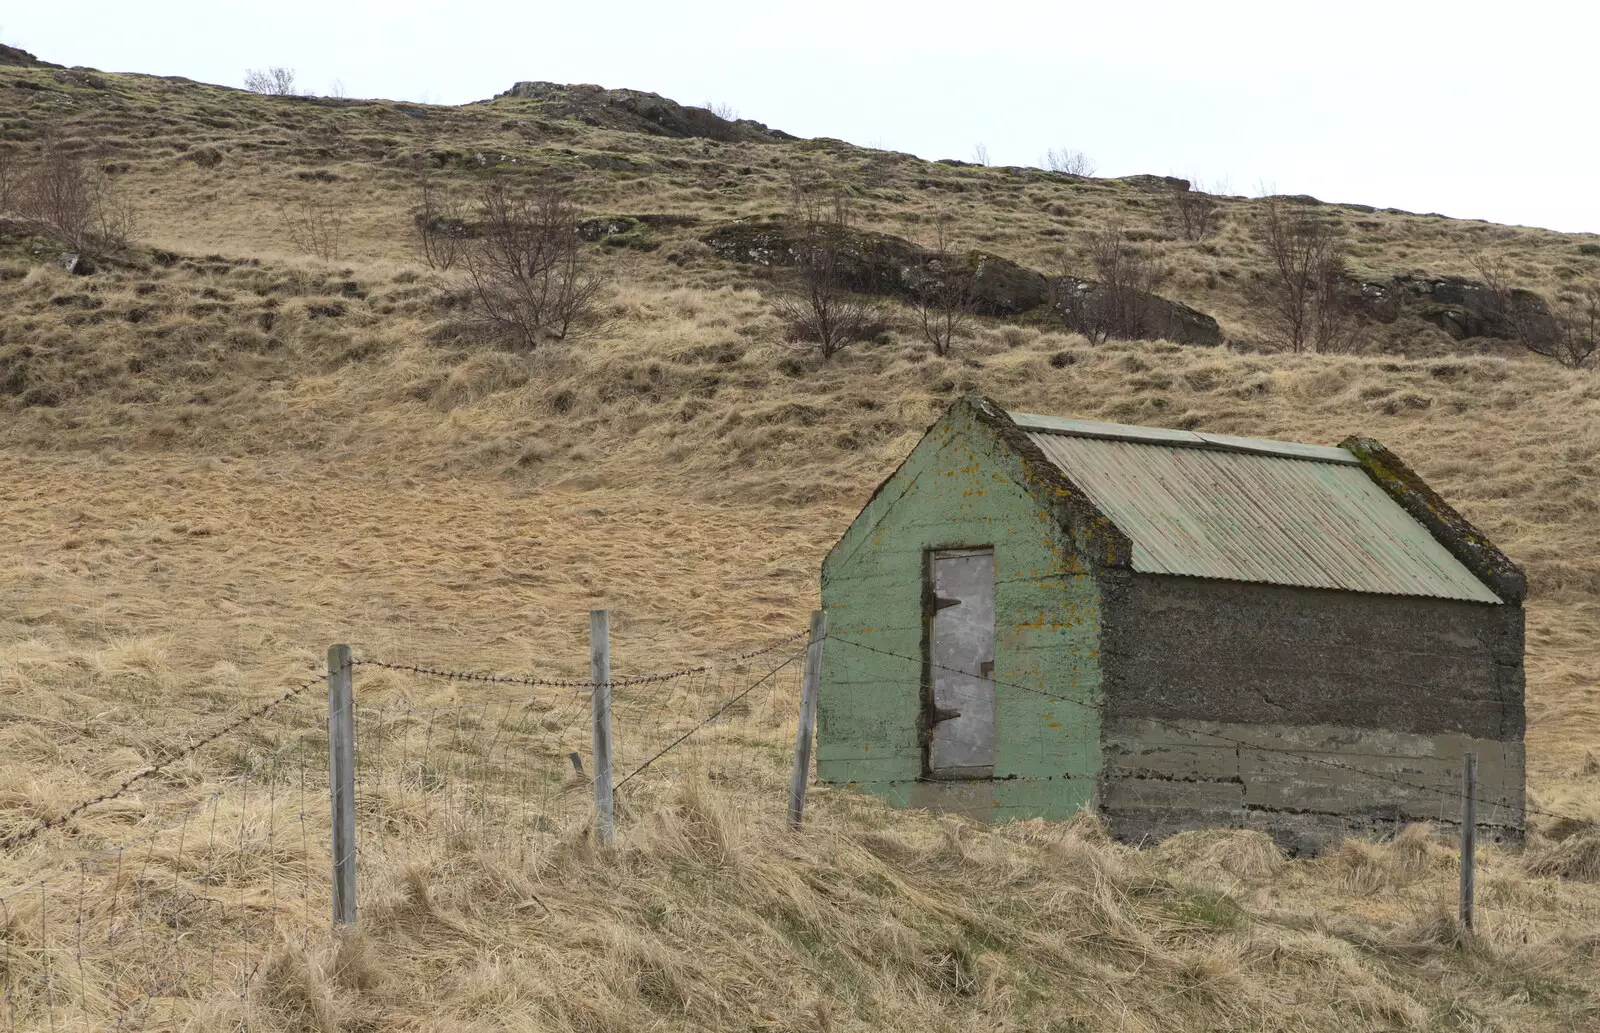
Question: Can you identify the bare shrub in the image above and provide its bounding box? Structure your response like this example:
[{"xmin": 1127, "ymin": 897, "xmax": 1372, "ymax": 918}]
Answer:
[
  {"xmin": 1045, "ymin": 148, "xmax": 1096, "ymax": 177},
  {"xmin": 702, "ymin": 100, "xmax": 737, "ymax": 121},
  {"xmin": 972, "ymin": 143, "xmax": 990, "ymax": 167},
  {"xmin": 908, "ymin": 213, "xmax": 975, "ymax": 357},
  {"xmin": 458, "ymin": 178, "xmax": 608, "ymax": 350},
  {"xmin": 1474, "ymin": 253, "xmax": 1599, "ymax": 370},
  {"xmin": 1554, "ymin": 285, "xmax": 1600, "ymax": 370},
  {"xmin": 1164, "ymin": 179, "xmax": 1219, "ymax": 241},
  {"xmin": 412, "ymin": 174, "xmax": 466, "ymax": 271},
  {"xmin": 245, "ymin": 67, "xmax": 299, "ymax": 96},
  {"xmin": 1054, "ymin": 224, "xmax": 1163, "ymax": 344},
  {"xmin": 18, "ymin": 133, "xmax": 91, "ymax": 250},
  {"xmin": 768, "ymin": 177, "xmax": 879, "ymax": 360},
  {"xmin": 86, "ymin": 168, "xmax": 138, "ymax": 250},
  {"xmin": 0, "ymin": 145, "xmax": 16, "ymax": 215},
  {"xmin": 1255, "ymin": 198, "xmax": 1355, "ymax": 353},
  {"xmin": 9, "ymin": 131, "xmax": 138, "ymax": 254},
  {"xmin": 281, "ymin": 197, "xmax": 346, "ymax": 261}
]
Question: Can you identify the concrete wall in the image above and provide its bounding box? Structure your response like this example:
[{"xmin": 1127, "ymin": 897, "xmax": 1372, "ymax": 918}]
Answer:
[
  {"xmin": 817, "ymin": 403, "xmax": 1103, "ymax": 821},
  {"xmin": 1097, "ymin": 572, "xmax": 1526, "ymax": 853}
]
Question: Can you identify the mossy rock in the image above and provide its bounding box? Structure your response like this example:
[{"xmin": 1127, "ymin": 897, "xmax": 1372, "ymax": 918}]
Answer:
[
  {"xmin": 577, "ymin": 216, "xmax": 641, "ymax": 242},
  {"xmin": 1052, "ymin": 276, "xmax": 1222, "ymax": 347},
  {"xmin": 703, "ymin": 219, "xmax": 1047, "ymax": 316},
  {"xmin": 576, "ymin": 216, "xmax": 669, "ymax": 252},
  {"xmin": 966, "ymin": 252, "xmax": 1050, "ymax": 316},
  {"xmin": 702, "ymin": 219, "xmax": 1223, "ymax": 345},
  {"xmin": 495, "ymin": 82, "xmax": 795, "ymax": 144},
  {"xmin": 1350, "ymin": 275, "xmax": 1555, "ymax": 341}
]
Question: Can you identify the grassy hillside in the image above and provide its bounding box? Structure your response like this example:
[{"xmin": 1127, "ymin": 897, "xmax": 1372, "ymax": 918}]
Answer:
[{"xmin": 2, "ymin": 57, "xmax": 1600, "ymax": 1031}]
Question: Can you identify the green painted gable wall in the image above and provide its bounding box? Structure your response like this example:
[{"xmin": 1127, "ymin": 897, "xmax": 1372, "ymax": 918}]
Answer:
[{"xmin": 817, "ymin": 402, "xmax": 1104, "ymax": 822}]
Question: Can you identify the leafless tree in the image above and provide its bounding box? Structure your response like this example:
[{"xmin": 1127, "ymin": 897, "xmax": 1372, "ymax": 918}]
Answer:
[
  {"xmin": 8, "ymin": 131, "xmax": 137, "ymax": 254},
  {"xmin": 909, "ymin": 213, "xmax": 975, "ymax": 356},
  {"xmin": 328, "ymin": 78, "xmax": 348, "ymax": 99},
  {"xmin": 458, "ymin": 178, "xmax": 608, "ymax": 350},
  {"xmin": 1054, "ymin": 224, "xmax": 1163, "ymax": 344},
  {"xmin": 280, "ymin": 197, "xmax": 345, "ymax": 261},
  {"xmin": 972, "ymin": 143, "xmax": 990, "ymax": 167},
  {"xmin": 86, "ymin": 166, "xmax": 138, "ymax": 250},
  {"xmin": 1557, "ymin": 285, "xmax": 1600, "ymax": 370},
  {"xmin": 1475, "ymin": 253, "xmax": 1600, "ymax": 369},
  {"xmin": 1044, "ymin": 148, "xmax": 1095, "ymax": 177},
  {"xmin": 413, "ymin": 173, "xmax": 467, "ymax": 270},
  {"xmin": 17, "ymin": 132, "xmax": 91, "ymax": 250},
  {"xmin": 702, "ymin": 99, "xmax": 737, "ymax": 120},
  {"xmin": 769, "ymin": 176, "xmax": 879, "ymax": 360},
  {"xmin": 0, "ymin": 126, "xmax": 134, "ymax": 257},
  {"xmin": 244, "ymin": 67, "xmax": 299, "ymax": 96},
  {"xmin": 1163, "ymin": 178, "xmax": 1219, "ymax": 241},
  {"xmin": 1255, "ymin": 198, "xmax": 1354, "ymax": 353}
]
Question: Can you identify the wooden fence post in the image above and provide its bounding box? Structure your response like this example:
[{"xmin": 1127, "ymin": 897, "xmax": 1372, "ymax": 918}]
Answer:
[
  {"xmin": 1459, "ymin": 750, "xmax": 1477, "ymax": 936},
  {"xmin": 327, "ymin": 644, "xmax": 357, "ymax": 927},
  {"xmin": 589, "ymin": 610, "xmax": 615, "ymax": 846},
  {"xmin": 787, "ymin": 610, "xmax": 828, "ymax": 832}
]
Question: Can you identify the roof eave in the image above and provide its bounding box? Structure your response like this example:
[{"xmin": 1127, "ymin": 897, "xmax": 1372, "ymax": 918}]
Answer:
[
  {"xmin": 1339, "ymin": 436, "xmax": 1526, "ymax": 603},
  {"xmin": 967, "ymin": 396, "xmax": 1134, "ymax": 573}
]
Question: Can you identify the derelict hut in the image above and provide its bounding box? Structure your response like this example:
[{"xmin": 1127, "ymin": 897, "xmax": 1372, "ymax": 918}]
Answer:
[{"xmin": 816, "ymin": 396, "xmax": 1526, "ymax": 852}]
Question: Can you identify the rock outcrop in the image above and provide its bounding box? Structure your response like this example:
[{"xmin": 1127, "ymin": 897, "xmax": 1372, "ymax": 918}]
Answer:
[
  {"xmin": 496, "ymin": 82, "xmax": 794, "ymax": 144},
  {"xmin": 1115, "ymin": 175, "xmax": 1191, "ymax": 193},
  {"xmin": 1054, "ymin": 276, "xmax": 1223, "ymax": 348},
  {"xmin": 0, "ymin": 45, "xmax": 60, "ymax": 69},
  {"xmin": 1352, "ymin": 276, "xmax": 1554, "ymax": 342},
  {"xmin": 575, "ymin": 214, "xmax": 698, "ymax": 251},
  {"xmin": 703, "ymin": 219, "xmax": 1046, "ymax": 316},
  {"xmin": 702, "ymin": 218, "xmax": 1222, "ymax": 346}
]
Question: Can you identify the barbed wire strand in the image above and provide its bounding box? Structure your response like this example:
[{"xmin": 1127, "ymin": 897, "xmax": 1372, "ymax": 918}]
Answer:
[
  {"xmin": 1, "ymin": 729, "xmax": 321, "ymax": 906},
  {"xmin": 350, "ymin": 628, "xmax": 807, "ymax": 692},
  {"xmin": 614, "ymin": 646, "xmax": 807, "ymax": 792},
  {"xmin": 6, "ymin": 624, "xmax": 1590, "ymax": 1028},
  {"xmin": 0, "ymin": 668, "xmax": 331, "ymax": 852}
]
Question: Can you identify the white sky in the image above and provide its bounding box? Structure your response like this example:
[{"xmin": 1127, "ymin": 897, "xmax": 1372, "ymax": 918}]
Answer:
[{"xmin": 6, "ymin": 1, "xmax": 1598, "ymax": 235}]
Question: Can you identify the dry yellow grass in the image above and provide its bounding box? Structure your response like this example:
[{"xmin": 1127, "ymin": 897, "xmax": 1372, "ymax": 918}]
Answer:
[{"xmin": 3, "ymin": 60, "xmax": 1600, "ymax": 1031}]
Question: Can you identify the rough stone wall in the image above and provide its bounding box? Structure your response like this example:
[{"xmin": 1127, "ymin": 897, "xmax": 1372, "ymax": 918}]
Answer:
[
  {"xmin": 817, "ymin": 402, "xmax": 1103, "ymax": 821},
  {"xmin": 1097, "ymin": 572, "xmax": 1526, "ymax": 853}
]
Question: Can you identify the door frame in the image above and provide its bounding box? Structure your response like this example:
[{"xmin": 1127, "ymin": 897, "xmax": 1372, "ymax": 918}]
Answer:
[{"xmin": 920, "ymin": 545, "xmax": 996, "ymax": 780}]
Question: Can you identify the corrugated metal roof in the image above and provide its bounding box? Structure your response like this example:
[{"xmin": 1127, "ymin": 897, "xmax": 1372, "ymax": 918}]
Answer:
[
  {"xmin": 1013, "ymin": 414, "xmax": 1500, "ymax": 603},
  {"xmin": 1010, "ymin": 412, "xmax": 1358, "ymax": 465}
]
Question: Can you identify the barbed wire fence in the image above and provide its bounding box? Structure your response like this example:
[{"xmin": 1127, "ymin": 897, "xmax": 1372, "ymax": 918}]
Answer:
[
  {"xmin": 0, "ymin": 710, "xmax": 331, "ymax": 1031},
  {"xmin": 345, "ymin": 623, "xmax": 812, "ymax": 873},
  {"xmin": 0, "ymin": 620, "xmax": 815, "ymax": 1031},
  {"xmin": 3, "ymin": 608, "xmax": 1598, "ymax": 1029},
  {"xmin": 818, "ymin": 633, "xmax": 1595, "ymax": 935}
]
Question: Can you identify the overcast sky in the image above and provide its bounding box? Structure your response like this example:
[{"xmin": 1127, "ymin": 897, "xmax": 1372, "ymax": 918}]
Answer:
[{"xmin": 6, "ymin": 1, "xmax": 1597, "ymax": 235}]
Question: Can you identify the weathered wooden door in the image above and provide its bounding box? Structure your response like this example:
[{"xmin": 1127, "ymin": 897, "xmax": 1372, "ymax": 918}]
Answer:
[{"xmin": 928, "ymin": 548, "xmax": 997, "ymax": 779}]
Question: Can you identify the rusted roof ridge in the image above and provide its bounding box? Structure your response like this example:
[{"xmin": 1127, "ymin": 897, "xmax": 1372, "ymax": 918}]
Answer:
[{"xmin": 1009, "ymin": 412, "xmax": 1358, "ymax": 466}]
